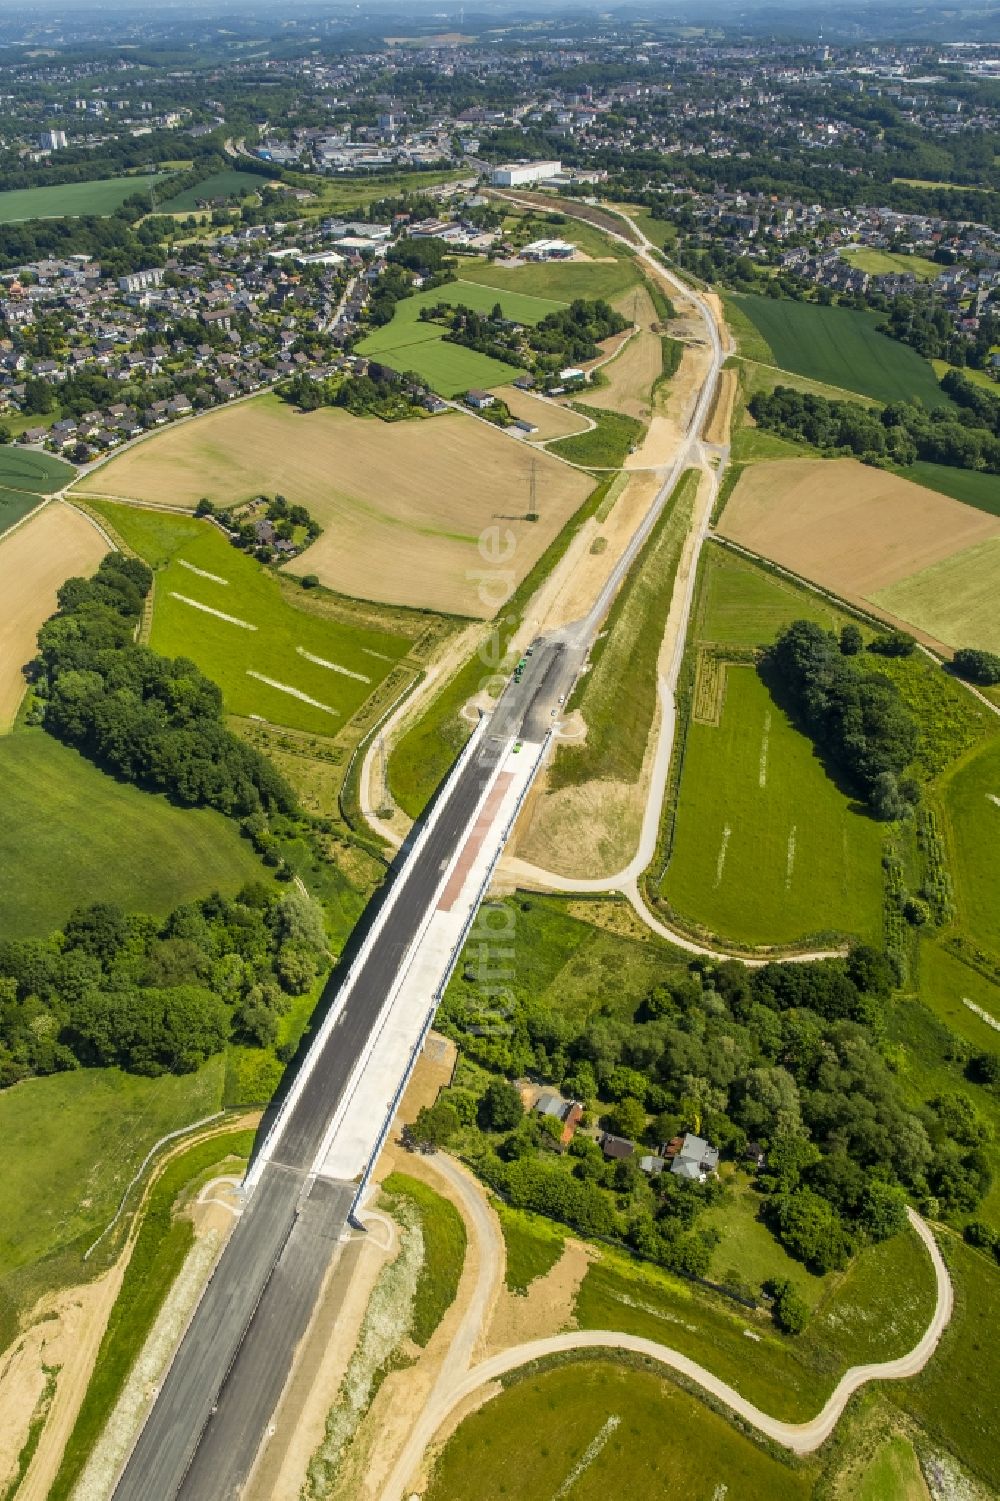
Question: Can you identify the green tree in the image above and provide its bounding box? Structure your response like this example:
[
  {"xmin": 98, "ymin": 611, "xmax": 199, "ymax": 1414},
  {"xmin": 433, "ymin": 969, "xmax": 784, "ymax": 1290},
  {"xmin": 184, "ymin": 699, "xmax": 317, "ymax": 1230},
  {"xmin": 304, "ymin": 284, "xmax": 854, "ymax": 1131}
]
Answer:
[{"xmin": 478, "ymin": 1078, "xmax": 524, "ymax": 1131}]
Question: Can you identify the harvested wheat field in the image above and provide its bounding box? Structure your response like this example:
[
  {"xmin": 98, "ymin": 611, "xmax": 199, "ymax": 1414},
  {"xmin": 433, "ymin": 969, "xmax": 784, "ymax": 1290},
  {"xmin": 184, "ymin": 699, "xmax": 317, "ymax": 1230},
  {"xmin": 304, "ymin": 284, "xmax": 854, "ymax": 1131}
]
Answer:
[
  {"xmin": 0, "ymin": 502, "xmax": 106, "ymax": 729},
  {"xmin": 494, "ymin": 385, "xmax": 591, "ymax": 441},
  {"xmin": 718, "ymin": 458, "xmax": 1000, "ymax": 648},
  {"xmin": 74, "ymin": 397, "xmax": 593, "ymax": 618},
  {"xmin": 576, "ymin": 286, "xmax": 663, "ymax": 422}
]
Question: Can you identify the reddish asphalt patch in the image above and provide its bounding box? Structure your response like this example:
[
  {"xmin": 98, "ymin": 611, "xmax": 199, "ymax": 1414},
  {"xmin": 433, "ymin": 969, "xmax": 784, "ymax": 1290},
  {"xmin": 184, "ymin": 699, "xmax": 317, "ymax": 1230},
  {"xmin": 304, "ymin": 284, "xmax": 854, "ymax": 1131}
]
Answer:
[{"xmin": 437, "ymin": 771, "xmax": 516, "ymax": 912}]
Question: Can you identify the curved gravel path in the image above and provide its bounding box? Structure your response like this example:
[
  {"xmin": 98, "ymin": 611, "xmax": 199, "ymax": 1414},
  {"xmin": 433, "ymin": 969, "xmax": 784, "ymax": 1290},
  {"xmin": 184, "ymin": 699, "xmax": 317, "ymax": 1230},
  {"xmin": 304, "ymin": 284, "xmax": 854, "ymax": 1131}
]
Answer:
[{"xmin": 381, "ymin": 1194, "xmax": 951, "ymax": 1498}]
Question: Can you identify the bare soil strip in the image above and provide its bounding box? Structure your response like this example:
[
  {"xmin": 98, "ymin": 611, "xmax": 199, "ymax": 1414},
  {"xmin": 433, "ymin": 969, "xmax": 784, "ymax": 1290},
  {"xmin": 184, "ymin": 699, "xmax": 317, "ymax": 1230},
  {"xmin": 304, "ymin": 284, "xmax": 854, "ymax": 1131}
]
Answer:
[
  {"xmin": 246, "ymin": 670, "xmax": 339, "ymax": 715},
  {"xmin": 177, "ymin": 559, "xmax": 229, "ymax": 586},
  {"xmin": 296, "ymin": 645, "xmax": 371, "ymax": 682}
]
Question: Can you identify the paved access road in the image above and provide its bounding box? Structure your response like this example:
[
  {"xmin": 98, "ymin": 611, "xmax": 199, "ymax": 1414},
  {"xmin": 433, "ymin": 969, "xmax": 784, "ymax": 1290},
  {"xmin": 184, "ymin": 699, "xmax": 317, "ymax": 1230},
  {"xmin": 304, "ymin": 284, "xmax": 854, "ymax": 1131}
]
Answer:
[{"xmin": 110, "ymin": 640, "xmax": 574, "ymax": 1501}]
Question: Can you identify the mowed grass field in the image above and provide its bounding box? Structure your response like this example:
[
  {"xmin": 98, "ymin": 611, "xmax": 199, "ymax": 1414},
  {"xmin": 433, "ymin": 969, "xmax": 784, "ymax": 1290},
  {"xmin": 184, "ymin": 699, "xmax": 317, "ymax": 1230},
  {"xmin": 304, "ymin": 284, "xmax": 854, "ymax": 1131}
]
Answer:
[
  {"xmin": 460, "ymin": 252, "xmax": 640, "ymax": 303},
  {"xmin": 662, "ymin": 666, "xmax": 884, "ymax": 944},
  {"xmin": 873, "ymin": 537, "xmax": 1000, "ymax": 654},
  {"xmin": 158, "ymin": 169, "xmax": 276, "ymax": 212},
  {"xmin": 0, "ymin": 731, "xmax": 268, "ymax": 936},
  {"xmin": 940, "ymin": 736, "xmax": 1000, "ymax": 953},
  {"xmin": 424, "ymin": 1360, "xmax": 815, "ymax": 1501},
  {"xmin": 357, "ymin": 278, "xmax": 566, "ymax": 395},
  {"xmin": 77, "ymin": 397, "xmax": 593, "ymax": 618},
  {"xmin": 93, "ymin": 503, "xmax": 411, "ymax": 735},
  {"xmin": 728, "ymin": 292, "xmax": 948, "ymax": 407},
  {"xmin": 839, "ymin": 246, "xmax": 942, "ymax": 281},
  {"xmin": 0, "ymin": 174, "xmax": 167, "ymax": 222}
]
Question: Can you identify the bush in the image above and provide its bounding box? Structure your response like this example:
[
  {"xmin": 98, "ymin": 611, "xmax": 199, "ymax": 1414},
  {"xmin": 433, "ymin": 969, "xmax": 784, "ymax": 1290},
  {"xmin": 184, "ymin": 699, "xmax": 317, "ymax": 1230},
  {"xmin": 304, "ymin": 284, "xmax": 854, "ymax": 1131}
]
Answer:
[
  {"xmin": 300, "ymin": 574, "xmax": 320, "ymax": 589},
  {"xmin": 952, "ymin": 647, "xmax": 1000, "ymax": 687},
  {"xmin": 765, "ymin": 1277, "xmax": 810, "ymax": 1334}
]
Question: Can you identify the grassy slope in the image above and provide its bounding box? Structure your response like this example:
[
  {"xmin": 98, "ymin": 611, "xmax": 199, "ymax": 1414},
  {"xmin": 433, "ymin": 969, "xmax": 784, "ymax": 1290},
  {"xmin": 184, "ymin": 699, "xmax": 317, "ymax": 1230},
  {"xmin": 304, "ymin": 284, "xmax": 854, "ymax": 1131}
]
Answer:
[
  {"xmin": 574, "ymin": 1226, "xmax": 937, "ymax": 1422},
  {"xmin": 424, "ymin": 1359, "xmax": 814, "ymax": 1501},
  {"xmin": 550, "ymin": 470, "xmax": 697, "ymax": 789},
  {"xmin": 547, "ymin": 404, "xmax": 644, "ymax": 468},
  {"xmin": 382, "ymin": 1172, "xmax": 466, "ymax": 1345},
  {"xmin": 729, "ymin": 293, "xmax": 948, "ymax": 408},
  {"xmin": 0, "ymin": 1060, "xmax": 225, "ymax": 1351},
  {"xmin": 894, "ymin": 1239, "xmax": 1000, "ymax": 1488},
  {"xmin": 839, "ymin": 247, "xmax": 942, "ymax": 281},
  {"xmin": 0, "ymin": 175, "xmax": 167, "ymax": 222},
  {"xmin": 91, "ymin": 503, "xmax": 410, "ymax": 736},
  {"xmin": 0, "ymin": 731, "xmax": 267, "ymax": 938},
  {"xmin": 495, "ymin": 1202, "xmax": 566, "ymax": 1293},
  {"xmin": 939, "ymin": 736, "xmax": 1000, "ymax": 954},
  {"xmin": 443, "ymin": 894, "xmax": 691, "ymax": 1033}
]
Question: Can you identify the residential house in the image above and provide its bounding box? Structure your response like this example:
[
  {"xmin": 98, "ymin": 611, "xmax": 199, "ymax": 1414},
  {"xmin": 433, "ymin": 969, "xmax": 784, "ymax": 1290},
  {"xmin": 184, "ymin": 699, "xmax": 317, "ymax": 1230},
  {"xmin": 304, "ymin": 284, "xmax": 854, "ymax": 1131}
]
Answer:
[{"xmin": 668, "ymin": 1133, "xmax": 720, "ymax": 1182}]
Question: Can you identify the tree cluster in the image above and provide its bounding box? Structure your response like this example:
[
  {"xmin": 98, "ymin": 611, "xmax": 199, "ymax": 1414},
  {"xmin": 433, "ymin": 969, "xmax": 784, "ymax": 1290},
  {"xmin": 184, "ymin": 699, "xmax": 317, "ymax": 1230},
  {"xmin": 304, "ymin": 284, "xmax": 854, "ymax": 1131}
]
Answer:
[
  {"xmin": 748, "ymin": 385, "xmax": 1000, "ymax": 475},
  {"xmin": 282, "ymin": 364, "xmax": 427, "ymax": 421},
  {"xmin": 34, "ymin": 552, "xmax": 294, "ymax": 819},
  {"xmin": 439, "ymin": 935, "xmax": 993, "ymax": 1278},
  {"xmin": 768, "ymin": 620, "xmax": 920, "ymax": 818},
  {"xmin": 0, "ymin": 884, "xmax": 329, "ymax": 1088}
]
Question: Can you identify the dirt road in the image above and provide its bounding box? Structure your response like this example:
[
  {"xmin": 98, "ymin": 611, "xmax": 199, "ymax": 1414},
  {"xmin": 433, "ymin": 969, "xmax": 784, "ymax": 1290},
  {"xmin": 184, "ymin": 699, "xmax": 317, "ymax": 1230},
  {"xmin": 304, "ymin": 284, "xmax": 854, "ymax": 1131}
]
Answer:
[{"xmin": 380, "ymin": 1185, "xmax": 951, "ymax": 1496}]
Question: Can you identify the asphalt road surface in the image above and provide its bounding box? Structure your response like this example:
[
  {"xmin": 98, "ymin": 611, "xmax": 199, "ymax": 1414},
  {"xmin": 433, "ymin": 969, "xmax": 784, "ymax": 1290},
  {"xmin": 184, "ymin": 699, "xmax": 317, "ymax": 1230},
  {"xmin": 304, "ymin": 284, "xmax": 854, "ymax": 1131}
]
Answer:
[{"xmin": 111, "ymin": 639, "xmax": 569, "ymax": 1501}]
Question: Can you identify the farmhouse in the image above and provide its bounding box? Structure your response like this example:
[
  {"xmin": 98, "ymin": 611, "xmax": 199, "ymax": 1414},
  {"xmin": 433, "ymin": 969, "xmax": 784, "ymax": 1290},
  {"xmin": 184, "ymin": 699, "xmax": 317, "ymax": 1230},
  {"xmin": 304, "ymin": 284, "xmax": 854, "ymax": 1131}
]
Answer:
[
  {"xmin": 667, "ymin": 1133, "xmax": 720, "ymax": 1182},
  {"xmin": 465, "ymin": 389, "xmax": 496, "ymax": 410},
  {"xmin": 532, "ymin": 1091, "xmax": 583, "ymax": 1147}
]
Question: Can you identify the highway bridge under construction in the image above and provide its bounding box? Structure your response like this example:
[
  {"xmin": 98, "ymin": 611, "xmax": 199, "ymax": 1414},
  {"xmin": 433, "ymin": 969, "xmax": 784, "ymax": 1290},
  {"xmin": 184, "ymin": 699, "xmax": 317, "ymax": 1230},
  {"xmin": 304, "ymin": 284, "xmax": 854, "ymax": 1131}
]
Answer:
[{"xmin": 110, "ymin": 637, "xmax": 578, "ymax": 1501}]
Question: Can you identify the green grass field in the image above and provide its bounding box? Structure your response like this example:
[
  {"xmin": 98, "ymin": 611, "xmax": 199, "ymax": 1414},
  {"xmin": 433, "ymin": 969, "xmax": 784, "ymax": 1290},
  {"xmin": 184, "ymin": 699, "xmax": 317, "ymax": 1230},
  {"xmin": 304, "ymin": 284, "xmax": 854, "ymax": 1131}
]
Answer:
[
  {"xmin": 940, "ymin": 737, "xmax": 1000, "ymax": 953},
  {"xmin": 702, "ymin": 1172, "xmax": 830, "ymax": 1307},
  {"xmin": 575, "ymin": 1228, "xmax": 937, "ymax": 1423},
  {"xmin": 662, "ymin": 666, "xmax": 883, "ymax": 945},
  {"xmin": 0, "ymin": 447, "xmax": 76, "ymax": 534},
  {"xmin": 0, "ymin": 174, "xmax": 168, "ymax": 222},
  {"xmin": 839, "ymin": 246, "xmax": 942, "ymax": 281},
  {"xmin": 0, "ymin": 1060, "xmax": 225, "ymax": 1352},
  {"xmin": 873, "ymin": 537, "xmax": 1000, "ymax": 654},
  {"xmin": 900, "ymin": 460, "xmax": 1000, "ymax": 517},
  {"xmin": 47, "ymin": 1125, "xmax": 254, "ymax": 1501},
  {"xmin": 158, "ymin": 169, "xmax": 275, "ymax": 212},
  {"xmin": 460, "ymin": 253, "xmax": 640, "ymax": 304},
  {"xmin": 91, "ymin": 504, "xmax": 411, "ymax": 736},
  {"xmin": 357, "ymin": 278, "xmax": 558, "ymax": 395},
  {"xmin": 0, "ymin": 731, "xmax": 268, "ymax": 938},
  {"xmin": 424, "ymin": 1359, "xmax": 815, "ymax": 1501},
  {"xmin": 698, "ymin": 545, "xmax": 843, "ymax": 645},
  {"xmin": 495, "ymin": 1202, "xmax": 566, "ymax": 1293},
  {"xmin": 381, "ymin": 1172, "xmax": 466, "ymax": 1346},
  {"xmin": 917, "ymin": 940, "xmax": 1000, "ymax": 1048},
  {"xmin": 547, "ymin": 404, "xmax": 645, "ymax": 469},
  {"xmin": 729, "ymin": 293, "xmax": 948, "ymax": 407}
]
